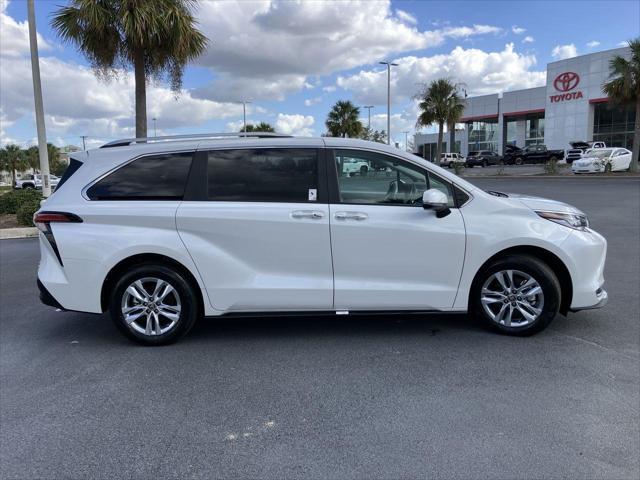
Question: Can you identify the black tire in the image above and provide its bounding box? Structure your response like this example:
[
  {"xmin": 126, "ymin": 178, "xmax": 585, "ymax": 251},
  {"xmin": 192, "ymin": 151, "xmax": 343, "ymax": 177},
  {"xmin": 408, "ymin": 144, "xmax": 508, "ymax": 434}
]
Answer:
[
  {"xmin": 109, "ymin": 263, "xmax": 199, "ymax": 345},
  {"xmin": 449, "ymin": 161, "xmax": 454, "ymax": 168},
  {"xmin": 515, "ymin": 157, "xmax": 523, "ymax": 166},
  {"xmin": 23, "ymin": 183, "xmax": 35, "ymax": 189},
  {"xmin": 470, "ymin": 255, "xmax": 561, "ymax": 336},
  {"xmin": 482, "ymin": 160, "xmax": 488, "ymax": 167},
  {"xmin": 360, "ymin": 165, "xmax": 368, "ymax": 176},
  {"xmin": 604, "ymin": 163, "xmax": 612, "ymax": 173}
]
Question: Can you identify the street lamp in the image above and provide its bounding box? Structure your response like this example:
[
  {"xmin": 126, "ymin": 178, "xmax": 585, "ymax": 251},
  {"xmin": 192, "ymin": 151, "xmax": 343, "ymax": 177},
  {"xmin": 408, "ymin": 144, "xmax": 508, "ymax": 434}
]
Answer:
[
  {"xmin": 237, "ymin": 100, "xmax": 252, "ymax": 135},
  {"xmin": 362, "ymin": 105, "xmax": 374, "ymax": 129},
  {"xmin": 152, "ymin": 118, "xmax": 157, "ymax": 137},
  {"xmin": 402, "ymin": 131, "xmax": 410, "ymax": 151},
  {"xmin": 379, "ymin": 61, "xmax": 398, "ymax": 145}
]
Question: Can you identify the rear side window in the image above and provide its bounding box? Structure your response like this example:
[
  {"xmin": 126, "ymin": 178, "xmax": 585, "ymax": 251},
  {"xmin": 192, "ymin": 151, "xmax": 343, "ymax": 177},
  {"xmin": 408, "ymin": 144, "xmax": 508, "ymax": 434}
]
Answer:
[
  {"xmin": 86, "ymin": 152, "xmax": 193, "ymax": 200},
  {"xmin": 207, "ymin": 149, "xmax": 318, "ymax": 202}
]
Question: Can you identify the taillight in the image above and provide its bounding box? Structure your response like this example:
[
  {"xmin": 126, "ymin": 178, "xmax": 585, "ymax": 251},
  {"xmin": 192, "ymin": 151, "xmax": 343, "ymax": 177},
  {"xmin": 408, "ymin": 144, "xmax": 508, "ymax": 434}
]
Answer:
[
  {"xmin": 34, "ymin": 211, "xmax": 83, "ymax": 232},
  {"xmin": 34, "ymin": 211, "xmax": 82, "ymax": 265}
]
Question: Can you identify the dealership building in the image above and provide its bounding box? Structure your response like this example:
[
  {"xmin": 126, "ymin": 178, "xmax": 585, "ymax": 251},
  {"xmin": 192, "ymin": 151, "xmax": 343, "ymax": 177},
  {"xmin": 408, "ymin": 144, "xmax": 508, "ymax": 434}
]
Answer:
[{"xmin": 414, "ymin": 46, "xmax": 636, "ymax": 160}]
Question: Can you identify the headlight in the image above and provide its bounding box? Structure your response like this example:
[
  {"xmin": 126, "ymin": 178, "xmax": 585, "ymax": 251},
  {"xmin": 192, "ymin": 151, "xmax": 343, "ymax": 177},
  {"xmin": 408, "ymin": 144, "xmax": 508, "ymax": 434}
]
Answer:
[{"xmin": 536, "ymin": 211, "xmax": 589, "ymax": 231}]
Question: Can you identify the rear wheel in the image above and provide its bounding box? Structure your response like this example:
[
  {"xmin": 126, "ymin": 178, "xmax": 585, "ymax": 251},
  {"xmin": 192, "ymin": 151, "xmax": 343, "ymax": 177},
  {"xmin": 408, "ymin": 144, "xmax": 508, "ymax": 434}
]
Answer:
[
  {"xmin": 448, "ymin": 161, "xmax": 454, "ymax": 168},
  {"xmin": 109, "ymin": 264, "xmax": 199, "ymax": 345},
  {"xmin": 360, "ymin": 165, "xmax": 368, "ymax": 176},
  {"xmin": 482, "ymin": 160, "xmax": 488, "ymax": 167},
  {"xmin": 470, "ymin": 255, "xmax": 561, "ymax": 336}
]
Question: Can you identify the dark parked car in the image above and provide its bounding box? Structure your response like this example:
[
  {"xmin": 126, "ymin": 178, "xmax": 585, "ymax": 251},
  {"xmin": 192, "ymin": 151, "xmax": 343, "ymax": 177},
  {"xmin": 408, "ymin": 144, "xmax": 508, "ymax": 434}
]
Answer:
[
  {"xmin": 504, "ymin": 144, "xmax": 564, "ymax": 165},
  {"xmin": 502, "ymin": 145, "xmax": 523, "ymax": 165},
  {"xmin": 465, "ymin": 150, "xmax": 501, "ymax": 167}
]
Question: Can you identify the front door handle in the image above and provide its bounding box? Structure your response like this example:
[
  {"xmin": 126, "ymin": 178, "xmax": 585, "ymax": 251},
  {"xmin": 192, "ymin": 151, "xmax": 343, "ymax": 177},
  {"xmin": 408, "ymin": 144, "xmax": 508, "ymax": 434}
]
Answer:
[
  {"xmin": 291, "ymin": 210, "xmax": 325, "ymax": 220},
  {"xmin": 334, "ymin": 211, "xmax": 368, "ymax": 221}
]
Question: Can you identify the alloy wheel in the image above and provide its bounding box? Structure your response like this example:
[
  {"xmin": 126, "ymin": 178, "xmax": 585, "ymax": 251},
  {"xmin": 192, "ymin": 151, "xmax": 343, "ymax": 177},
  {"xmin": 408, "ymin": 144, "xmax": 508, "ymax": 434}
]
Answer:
[
  {"xmin": 121, "ymin": 277, "xmax": 182, "ymax": 336},
  {"xmin": 480, "ymin": 269, "xmax": 544, "ymax": 327}
]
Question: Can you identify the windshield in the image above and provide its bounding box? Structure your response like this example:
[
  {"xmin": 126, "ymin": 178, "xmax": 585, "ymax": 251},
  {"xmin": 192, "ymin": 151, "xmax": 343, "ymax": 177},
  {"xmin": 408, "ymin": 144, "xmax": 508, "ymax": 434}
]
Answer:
[
  {"xmin": 586, "ymin": 149, "xmax": 613, "ymax": 159},
  {"xmin": 468, "ymin": 151, "xmax": 479, "ymax": 157}
]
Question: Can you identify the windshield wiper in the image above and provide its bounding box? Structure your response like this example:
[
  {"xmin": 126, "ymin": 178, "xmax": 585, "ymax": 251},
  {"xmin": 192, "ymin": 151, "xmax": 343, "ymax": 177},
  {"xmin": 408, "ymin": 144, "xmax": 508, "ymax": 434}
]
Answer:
[{"xmin": 486, "ymin": 190, "xmax": 508, "ymax": 197}]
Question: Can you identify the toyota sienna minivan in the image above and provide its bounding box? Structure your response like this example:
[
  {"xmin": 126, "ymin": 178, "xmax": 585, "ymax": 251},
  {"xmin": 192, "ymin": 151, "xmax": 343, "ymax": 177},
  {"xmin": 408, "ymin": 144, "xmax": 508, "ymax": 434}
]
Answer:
[{"xmin": 35, "ymin": 133, "xmax": 607, "ymax": 345}]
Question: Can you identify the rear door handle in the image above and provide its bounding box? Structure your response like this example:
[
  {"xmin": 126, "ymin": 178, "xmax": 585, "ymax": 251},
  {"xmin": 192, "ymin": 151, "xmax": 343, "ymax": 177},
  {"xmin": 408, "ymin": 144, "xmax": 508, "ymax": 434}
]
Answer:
[
  {"xmin": 291, "ymin": 210, "xmax": 325, "ymax": 220},
  {"xmin": 334, "ymin": 211, "xmax": 368, "ymax": 221}
]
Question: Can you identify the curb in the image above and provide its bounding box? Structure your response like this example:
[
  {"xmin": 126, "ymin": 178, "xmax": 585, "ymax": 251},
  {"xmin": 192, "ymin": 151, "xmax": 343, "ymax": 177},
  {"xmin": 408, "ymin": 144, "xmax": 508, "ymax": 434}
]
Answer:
[{"xmin": 0, "ymin": 227, "xmax": 38, "ymax": 240}]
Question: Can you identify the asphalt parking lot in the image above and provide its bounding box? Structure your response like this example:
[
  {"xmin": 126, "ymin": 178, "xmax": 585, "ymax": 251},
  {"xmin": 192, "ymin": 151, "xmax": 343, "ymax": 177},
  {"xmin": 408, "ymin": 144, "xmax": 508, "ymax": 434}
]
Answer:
[{"xmin": 1, "ymin": 177, "xmax": 639, "ymax": 479}]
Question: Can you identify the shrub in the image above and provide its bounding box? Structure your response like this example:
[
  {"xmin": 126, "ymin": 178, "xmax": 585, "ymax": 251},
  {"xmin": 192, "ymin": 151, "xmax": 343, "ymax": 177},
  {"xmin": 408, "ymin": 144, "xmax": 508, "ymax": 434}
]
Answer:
[
  {"xmin": 452, "ymin": 162, "xmax": 465, "ymax": 175},
  {"xmin": 16, "ymin": 198, "xmax": 42, "ymax": 226},
  {"xmin": 0, "ymin": 189, "xmax": 43, "ymax": 214},
  {"xmin": 544, "ymin": 159, "xmax": 559, "ymax": 175}
]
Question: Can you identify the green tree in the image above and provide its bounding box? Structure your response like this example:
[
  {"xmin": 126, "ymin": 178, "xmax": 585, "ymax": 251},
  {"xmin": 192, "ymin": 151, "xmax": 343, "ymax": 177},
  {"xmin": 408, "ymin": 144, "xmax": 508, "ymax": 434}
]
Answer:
[
  {"xmin": 241, "ymin": 122, "xmax": 276, "ymax": 133},
  {"xmin": 359, "ymin": 126, "xmax": 387, "ymax": 144},
  {"xmin": 602, "ymin": 38, "xmax": 640, "ymax": 172},
  {"xmin": 51, "ymin": 0, "xmax": 208, "ymax": 138},
  {"xmin": 415, "ymin": 79, "xmax": 465, "ymax": 162},
  {"xmin": 0, "ymin": 145, "xmax": 27, "ymax": 186},
  {"xmin": 325, "ymin": 101, "xmax": 363, "ymax": 138},
  {"xmin": 25, "ymin": 146, "xmax": 40, "ymax": 173}
]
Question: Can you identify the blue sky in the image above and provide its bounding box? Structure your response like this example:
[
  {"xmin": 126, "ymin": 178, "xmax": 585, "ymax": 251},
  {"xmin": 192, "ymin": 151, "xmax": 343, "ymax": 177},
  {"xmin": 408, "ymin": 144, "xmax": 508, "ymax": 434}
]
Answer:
[{"xmin": 1, "ymin": 0, "xmax": 638, "ymax": 149}]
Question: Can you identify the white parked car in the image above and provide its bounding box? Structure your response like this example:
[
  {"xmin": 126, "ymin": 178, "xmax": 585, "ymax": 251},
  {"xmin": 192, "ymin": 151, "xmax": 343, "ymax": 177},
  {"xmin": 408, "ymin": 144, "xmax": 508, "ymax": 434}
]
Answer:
[
  {"xmin": 35, "ymin": 133, "xmax": 608, "ymax": 345},
  {"xmin": 572, "ymin": 148, "xmax": 632, "ymax": 174},
  {"xmin": 15, "ymin": 174, "xmax": 60, "ymax": 190},
  {"xmin": 340, "ymin": 157, "xmax": 370, "ymax": 176},
  {"xmin": 440, "ymin": 152, "xmax": 465, "ymax": 168}
]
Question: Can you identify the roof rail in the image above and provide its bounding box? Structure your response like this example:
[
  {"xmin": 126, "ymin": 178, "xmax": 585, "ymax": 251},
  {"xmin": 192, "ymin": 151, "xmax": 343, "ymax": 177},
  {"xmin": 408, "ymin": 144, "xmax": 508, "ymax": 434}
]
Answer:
[{"xmin": 100, "ymin": 132, "xmax": 293, "ymax": 148}]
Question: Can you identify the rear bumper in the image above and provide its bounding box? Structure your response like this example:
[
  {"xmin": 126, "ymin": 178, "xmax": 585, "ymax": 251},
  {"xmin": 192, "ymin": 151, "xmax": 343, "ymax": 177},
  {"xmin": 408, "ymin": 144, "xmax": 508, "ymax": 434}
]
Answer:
[{"xmin": 37, "ymin": 278, "xmax": 65, "ymax": 310}]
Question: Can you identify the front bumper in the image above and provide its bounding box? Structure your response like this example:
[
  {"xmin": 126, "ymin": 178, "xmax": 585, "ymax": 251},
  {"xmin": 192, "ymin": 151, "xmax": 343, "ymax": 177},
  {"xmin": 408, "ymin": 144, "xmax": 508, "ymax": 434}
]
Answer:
[
  {"xmin": 572, "ymin": 163, "xmax": 601, "ymax": 174},
  {"xmin": 570, "ymin": 288, "xmax": 608, "ymax": 312}
]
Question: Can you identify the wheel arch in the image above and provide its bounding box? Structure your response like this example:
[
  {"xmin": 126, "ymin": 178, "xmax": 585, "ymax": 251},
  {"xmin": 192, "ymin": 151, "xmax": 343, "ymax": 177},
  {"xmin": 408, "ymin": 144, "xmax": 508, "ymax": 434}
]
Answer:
[
  {"xmin": 470, "ymin": 245, "xmax": 573, "ymax": 315},
  {"xmin": 100, "ymin": 253, "xmax": 204, "ymax": 314}
]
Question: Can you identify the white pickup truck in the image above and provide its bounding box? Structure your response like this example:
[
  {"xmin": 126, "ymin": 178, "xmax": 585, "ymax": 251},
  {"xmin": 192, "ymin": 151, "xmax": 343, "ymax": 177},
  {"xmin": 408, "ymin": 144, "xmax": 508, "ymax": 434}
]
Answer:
[
  {"xmin": 14, "ymin": 174, "xmax": 60, "ymax": 190},
  {"xmin": 565, "ymin": 141, "xmax": 607, "ymax": 164}
]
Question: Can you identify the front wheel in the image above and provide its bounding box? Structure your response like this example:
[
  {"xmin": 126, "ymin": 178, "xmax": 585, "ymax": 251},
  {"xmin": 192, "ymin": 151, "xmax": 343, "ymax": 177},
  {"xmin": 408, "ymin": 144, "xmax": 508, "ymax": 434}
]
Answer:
[
  {"xmin": 109, "ymin": 264, "xmax": 199, "ymax": 345},
  {"xmin": 515, "ymin": 157, "xmax": 524, "ymax": 166},
  {"xmin": 449, "ymin": 161, "xmax": 454, "ymax": 168},
  {"xmin": 470, "ymin": 255, "xmax": 561, "ymax": 336}
]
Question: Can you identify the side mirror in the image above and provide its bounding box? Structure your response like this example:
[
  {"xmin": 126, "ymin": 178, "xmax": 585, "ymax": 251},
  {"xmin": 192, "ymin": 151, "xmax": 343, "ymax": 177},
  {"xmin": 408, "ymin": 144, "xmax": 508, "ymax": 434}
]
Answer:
[{"xmin": 422, "ymin": 188, "xmax": 451, "ymax": 218}]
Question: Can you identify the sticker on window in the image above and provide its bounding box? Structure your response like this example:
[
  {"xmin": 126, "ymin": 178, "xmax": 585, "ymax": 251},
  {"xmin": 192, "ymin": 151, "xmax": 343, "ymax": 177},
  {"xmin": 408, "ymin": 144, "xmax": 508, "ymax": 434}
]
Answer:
[{"xmin": 308, "ymin": 188, "xmax": 317, "ymax": 201}]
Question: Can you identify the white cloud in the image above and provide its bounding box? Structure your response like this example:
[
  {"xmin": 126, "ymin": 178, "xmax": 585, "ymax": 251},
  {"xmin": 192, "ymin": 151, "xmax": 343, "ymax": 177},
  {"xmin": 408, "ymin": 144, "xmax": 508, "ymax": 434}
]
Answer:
[
  {"xmin": 511, "ymin": 25, "xmax": 526, "ymax": 34},
  {"xmin": 586, "ymin": 40, "xmax": 600, "ymax": 48},
  {"xmin": 522, "ymin": 36, "xmax": 534, "ymax": 44},
  {"xmin": 337, "ymin": 43, "xmax": 546, "ymax": 104},
  {"xmin": 275, "ymin": 114, "xmax": 314, "ymax": 136},
  {"xmin": 396, "ymin": 9, "xmax": 417, "ymax": 25},
  {"xmin": 192, "ymin": 1, "xmax": 501, "ymax": 101},
  {"xmin": 0, "ymin": 55, "xmax": 243, "ymax": 141},
  {"xmin": 304, "ymin": 97, "xmax": 322, "ymax": 107},
  {"xmin": 0, "ymin": 0, "xmax": 52, "ymax": 58},
  {"xmin": 323, "ymin": 85, "xmax": 337, "ymax": 93},
  {"xmin": 617, "ymin": 41, "xmax": 629, "ymax": 47},
  {"xmin": 551, "ymin": 44, "xmax": 577, "ymax": 60}
]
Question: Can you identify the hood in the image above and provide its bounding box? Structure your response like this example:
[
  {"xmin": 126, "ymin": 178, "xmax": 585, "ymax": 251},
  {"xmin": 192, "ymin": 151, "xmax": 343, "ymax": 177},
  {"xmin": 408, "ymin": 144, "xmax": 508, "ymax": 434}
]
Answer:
[{"xmin": 489, "ymin": 191, "xmax": 584, "ymax": 215}]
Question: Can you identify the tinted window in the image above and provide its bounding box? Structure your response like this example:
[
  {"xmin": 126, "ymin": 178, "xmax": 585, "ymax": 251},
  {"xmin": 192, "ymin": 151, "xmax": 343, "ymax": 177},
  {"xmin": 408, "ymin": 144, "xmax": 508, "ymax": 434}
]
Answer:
[
  {"xmin": 207, "ymin": 149, "xmax": 318, "ymax": 202},
  {"xmin": 54, "ymin": 159, "xmax": 83, "ymax": 192},
  {"xmin": 334, "ymin": 150, "xmax": 426, "ymax": 206},
  {"xmin": 87, "ymin": 152, "xmax": 193, "ymax": 200}
]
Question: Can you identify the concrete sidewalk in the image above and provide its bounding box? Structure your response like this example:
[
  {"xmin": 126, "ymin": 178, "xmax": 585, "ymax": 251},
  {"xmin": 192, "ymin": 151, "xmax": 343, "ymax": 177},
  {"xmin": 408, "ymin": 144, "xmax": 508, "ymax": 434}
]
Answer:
[{"xmin": 0, "ymin": 227, "xmax": 38, "ymax": 240}]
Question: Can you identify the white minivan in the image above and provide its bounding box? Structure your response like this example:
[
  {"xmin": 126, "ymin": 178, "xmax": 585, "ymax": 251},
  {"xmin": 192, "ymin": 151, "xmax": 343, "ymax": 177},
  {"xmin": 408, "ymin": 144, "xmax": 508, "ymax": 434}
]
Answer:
[{"xmin": 36, "ymin": 133, "xmax": 607, "ymax": 345}]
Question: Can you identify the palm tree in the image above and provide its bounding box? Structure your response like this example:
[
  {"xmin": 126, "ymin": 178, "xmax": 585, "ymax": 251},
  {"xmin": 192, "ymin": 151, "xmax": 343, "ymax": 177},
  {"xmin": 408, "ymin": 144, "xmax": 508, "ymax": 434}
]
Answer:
[
  {"xmin": 415, "ymin": 79, "xmax": 465, "ymax": 162},
  {"xmin": 51, "ymin": 0, "xmax": 208, "ymax": 138},
  {"xmin": 241, "ymin": 122, "xmax": 275, "ymax": 133},
  {"xmin": 603, "ymin": 38, "xmax": 640, "ymax": 173},
  {"xmin": 0, "ymin": 144, "xmax": 27, "ymax": 186},
  {"xmin": 325, "ymin": 101, "xmax": 363, "ymax": 138}
]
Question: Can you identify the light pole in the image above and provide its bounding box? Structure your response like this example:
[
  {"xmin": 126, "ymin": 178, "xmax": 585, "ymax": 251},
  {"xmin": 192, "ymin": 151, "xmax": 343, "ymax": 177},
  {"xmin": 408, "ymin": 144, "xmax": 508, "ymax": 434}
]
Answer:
[
  {"xmin": 237, "ymin": 100, "xmax": 252, "ymax": 135},
  {"xmin": 379, "ymin": 61, "xmax": 398, "ymax": 145},
  {"xmin": 362, "ymin": 105, "xmax": 374, "ymax": 129},
  {"xmin": 80, "ymin": 135, "xmax": 87, "ymax": 150},
  {"xmin": 152, "ymin": 118, "xmax": 157, "ymax": 137},
  {"xmin": 403, "ymin": 131, "xmax": 410, "ymax": 151},
  {"xmin": 27, "ymin": 0, "xmax": 50, "ymax": 197}
]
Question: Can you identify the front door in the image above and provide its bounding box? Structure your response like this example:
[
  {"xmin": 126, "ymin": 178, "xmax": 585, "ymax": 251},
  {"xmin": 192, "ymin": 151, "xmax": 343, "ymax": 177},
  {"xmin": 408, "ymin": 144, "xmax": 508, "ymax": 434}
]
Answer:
[
  {"xmin": 328, "ymin": 149, "xmax": 466, "ymax": 311},
  {"xmin": 176, "ymin": 148, "xmax": 333, "ymax": 312}
]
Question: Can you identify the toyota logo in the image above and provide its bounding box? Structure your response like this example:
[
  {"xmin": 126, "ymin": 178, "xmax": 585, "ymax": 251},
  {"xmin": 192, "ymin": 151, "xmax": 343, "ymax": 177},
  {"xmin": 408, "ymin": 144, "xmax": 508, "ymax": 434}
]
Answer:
[{"xmin": 554, "ymin": 72, "xmax": 580, "ymax": 92}]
